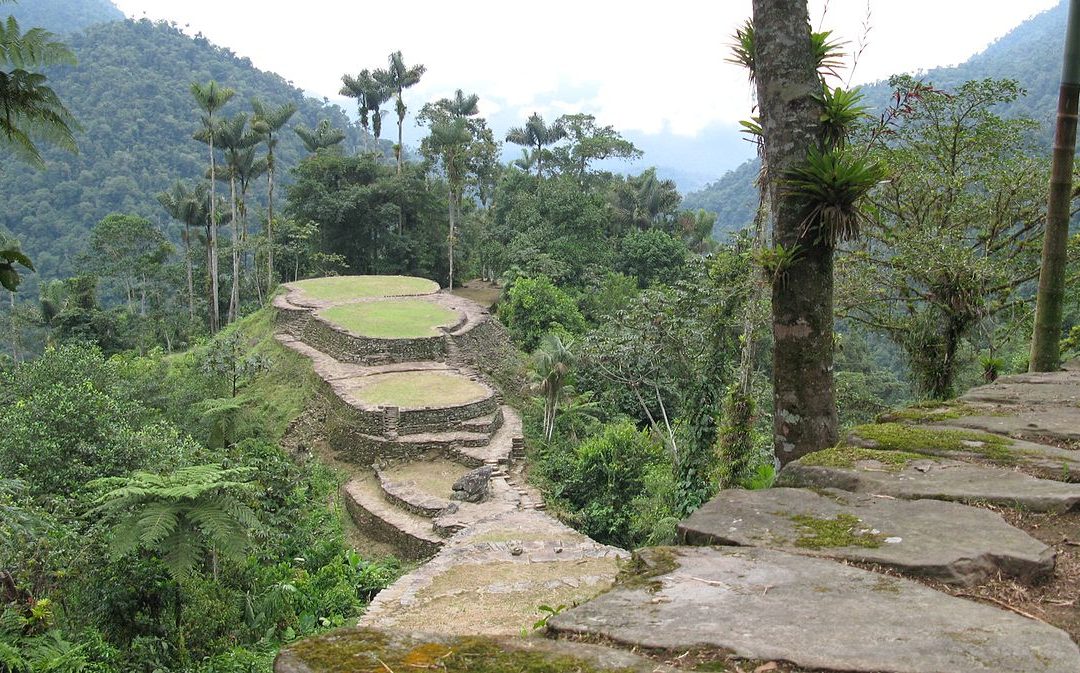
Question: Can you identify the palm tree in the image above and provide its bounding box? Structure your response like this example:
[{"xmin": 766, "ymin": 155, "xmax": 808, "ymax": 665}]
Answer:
[
  {"xmin": 190, "ymin": 80, "xmax": 235, "ymax": 333},
  {"xmin": 505, "ymin": 113, "xmax": 566, "ymax": 179},
  {"xmin": 251, "ymin": 99, "xmax": 296, "ymax": 291},
  {"xmin": 339, "ymin": 69, "xmax": 390, "ymax": 155},
  {"xmin": 89, "ymin": 464, "xmax": 260, "ymax": 663},
  {"xmin": 207, "ymin": 113, "xmax": 259, "ymax": 324},
  {"xmin": 0, "ymin": 16, "xmax": 78, "ymax": 169},
  {"xmin": 293, "ymin": 119, "xmax": 345, "ymax": 153},
  {"xmin": 157, "ymin": 180, "xmax": 209, "ymax": 322},
  {"xmin": 531, "ymin": 333, "xmax": 574, "ymax": 442},
  {"xmin": 373, "ymin": 51, "xmax": 425, "ymax": 174},
  {"xmin": 429, "ymin": 118, "xmax": 471, "ymax": 290}
]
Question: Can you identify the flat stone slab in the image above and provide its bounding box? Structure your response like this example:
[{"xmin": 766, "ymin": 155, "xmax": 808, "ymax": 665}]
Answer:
[
  {"xmin": 927, "ymin": 426, "xmax": 1080, "ymax": 477},
  {"xmin": 961, "ymin": 370, "xmax": 1080, "ymax": 406},
  {"xmin": 361, "ymin": 509, "xmax": 625, "ymax": 636},
  {"xmin": 937, "ymin": 410, "xmax": 1080, "ymax": 444},
  {"xmin": 779, "ymin": 456, "xmax": 1080, "ymax": 512},
  {"xmin": 275, "ymin": 627, "xmax": 675, "ymax": 673},
  {"xmin": 549, "ymin": 546, "xmax": 1080, "ymax": 673},
  {"xmin": 678, "ymin": 487, "xmax": 1054, "ymax": 586}
]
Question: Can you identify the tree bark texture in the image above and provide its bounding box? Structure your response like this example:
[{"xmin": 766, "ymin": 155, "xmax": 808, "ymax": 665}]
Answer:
[{"xmin": 752, "ymin": 0, "xmax": 838, "ymax": 465}]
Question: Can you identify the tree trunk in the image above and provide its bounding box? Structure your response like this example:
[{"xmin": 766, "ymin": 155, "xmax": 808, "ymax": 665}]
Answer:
[
  {"xmin": 752, "ymin": 0, "xmax": 837, "ymax": 465},
  {"xmin": 448, "ymin": 187, "xmax": 455, "ymax": 291},
  {"xmin": 1031, "ymin": 0, "xmax": 1080, "ymax": 371},
  {"xmin": 9, "ymin": 291, "xmax": 18, "ymax": 364},
  {"xmin": 267, "ymin": 147, "xmax": 276, "ymax": 292},
  {"xmin": 183, "ymin": 228, "xmax": 194, "ymax": 322},
  {"xmin": 208, "ymin": 136, "xmax": 220, "ymax": 334},
  {"xmin": 228, "ymin": 175, "xmax": 239, "ymax": 324}
]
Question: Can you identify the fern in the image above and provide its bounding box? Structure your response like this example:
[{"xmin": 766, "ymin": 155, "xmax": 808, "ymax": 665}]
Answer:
[{"xmin": 88, "ymin": 463, "xmax": 260, "ymax": 579}]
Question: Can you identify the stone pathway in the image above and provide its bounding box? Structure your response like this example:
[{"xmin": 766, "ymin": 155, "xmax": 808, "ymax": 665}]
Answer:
[
  {"xmin": 273, "ymin": 277, "xmax": 624, "ymax": 645},
  {"xmin": 276, "ymin": 281, "xmax": 1080, "ymax": 672}
]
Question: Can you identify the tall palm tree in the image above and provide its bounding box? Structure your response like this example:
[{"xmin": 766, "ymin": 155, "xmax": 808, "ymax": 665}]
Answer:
[
  {"xmin": 429, "ymin": 118, "xmax": 471, "ymax": 290},
  {"xmin": 339, "ymin": 69, "xmax": 390, "ymax": 156},
  {"xmin": 251, "ymin": 99, "xmax": 296, "ymax": 291},
  {"xmin": 0, "ymin": 16, "xmax": 78, "ymax": 169},
  {"xmin": 373, "ymin": 51, "xmax": 425, "ymax": 174},
  {"xmin": 505, "ymin": 113, "xmax": 566, "ymax": 179},
  {"xmin": 158, "ymin": 180, "xmax": 209, "ymax": 322},
  {"xmin": 293, "ymin": 119, "xmax": 345, "ymax": 154},
  {"xmin": 209, "ymin": 113, "xmax": 259, "ymax": 324},
  {"xmin": 190, "ymin": 80, "xmax": 235, "ymax": 333}
]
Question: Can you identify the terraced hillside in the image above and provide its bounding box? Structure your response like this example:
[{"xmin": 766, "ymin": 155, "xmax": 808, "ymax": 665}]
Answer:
[{"xmin": 272, "ymin": 276, "xmax": 625, "ymax": 634}]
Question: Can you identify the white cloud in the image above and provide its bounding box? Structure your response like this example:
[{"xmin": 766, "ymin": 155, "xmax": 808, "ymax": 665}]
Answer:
[{"xmin": 111, "ymin": 0, "xmax": 1061, "ymax": 137}]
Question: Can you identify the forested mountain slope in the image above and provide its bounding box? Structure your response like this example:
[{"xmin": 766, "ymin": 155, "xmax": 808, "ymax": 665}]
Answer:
[
  {"xmin": 688, "ymin": 0, "xmax": 1068, "ymax": 237},
  {"xmin": 5, "ymin": 0, "xmax": 122, "ymax": 34},
  {"xmin": 0, "ymin": 12, "xmax": 365, "ymax": 282}
]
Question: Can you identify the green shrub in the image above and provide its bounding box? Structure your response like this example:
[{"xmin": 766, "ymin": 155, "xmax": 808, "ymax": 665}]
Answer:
[{"xmin": 498, "ymin": 275, "xmax": 586, "ymax": 351}]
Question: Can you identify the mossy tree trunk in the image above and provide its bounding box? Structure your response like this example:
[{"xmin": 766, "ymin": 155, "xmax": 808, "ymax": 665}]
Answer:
[{"xmin": 752, "ymin": 0, "xmax": 837, "ymax": 465}]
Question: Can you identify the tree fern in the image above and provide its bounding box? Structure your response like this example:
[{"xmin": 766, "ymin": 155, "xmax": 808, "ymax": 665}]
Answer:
[{"xmin": 88, "ymin": 464, "xmax": 260, "ymax": 579}]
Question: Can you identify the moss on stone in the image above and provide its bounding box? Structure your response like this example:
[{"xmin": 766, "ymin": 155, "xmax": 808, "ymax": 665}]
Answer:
[
  {"xmin": 284, "ymin": 629, "xmax": 644, "ymax": 673},
  {"xmin": 797, "ymin": 445, "xmax": 927, "ymax": 471},
  {"xmin": 789, "ymin": 513, "xmax": 885, "ymax": 549},
  {"xmin": 616, "ymin": 548, "xmax": 679, "ymax": 594},
  {"xmin": 850, "ymin": 423, "xmax": 1015, "ymax": 463}
]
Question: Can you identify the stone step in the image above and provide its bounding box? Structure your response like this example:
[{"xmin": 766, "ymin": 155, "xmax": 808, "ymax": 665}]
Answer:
[
  {"xmin": 374, "ymin": 467, "xmax": 452, "ymax": 518},
  {"xmin": 678, "ymin": 487, "xmax": 1055, "ymax": 586},
  {"xmin": 451, "ymin": 405, "xmax": 521, "ymax": 466},
  {"xmin": 341, "ymin": 476, "xmax": 442, "ymax": 560},
  {"xmin": 778, "ymin": 453, "xmax": 1080, "ymax": 513},
  {"xmin": 459, "ymin": 408, "xmax": 504, "ymax": 435},
  {"xmin": 548, "ymin": 546, "xmax": 1080, "ymax": 673}
]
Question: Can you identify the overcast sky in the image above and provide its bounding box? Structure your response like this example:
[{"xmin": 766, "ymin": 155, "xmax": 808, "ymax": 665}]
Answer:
[{"xmin": 108, "ymin": 0, "xmax": 1059, "ymax": 139}]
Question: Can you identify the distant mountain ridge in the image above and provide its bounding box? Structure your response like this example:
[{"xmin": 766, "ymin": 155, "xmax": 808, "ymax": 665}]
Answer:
[
  {"xmin": 5, "ymin": 0, "xmax": 122, "ymax": 34},
  {"xmin": 686, "ymin": 0, "xmax": 1068, "ymax": 238},
  {"xmin": 0, "ymin": 0, "xmax": 366, "ymax": 283}
]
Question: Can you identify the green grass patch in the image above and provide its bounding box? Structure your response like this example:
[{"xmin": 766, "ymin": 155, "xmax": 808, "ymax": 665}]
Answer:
[
  {"xmin": 790, "ymin": 513, "xmax": 885, "ymax": 549},
  {"xmin": 798, "ymin": 445, "xmax": 927, "ymax": 471},
  {"xmin": 293, "ymin": 275, "xmax": 439, "ymax": 301},
  {"xmin": 850, "ymin": 423, "xmax": 1014, "ymax": 463},
  {"xmin": 355, "ymin": 371, "xmax": 489, "ymax": 408},
  {"xmin": 319, "ymin": 300, "xmax": 458, "ymax": 338}
]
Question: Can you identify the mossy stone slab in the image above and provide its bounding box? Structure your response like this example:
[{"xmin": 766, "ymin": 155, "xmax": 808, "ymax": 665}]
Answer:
[
  {"xmin": 548, "ymin": 547, "xmax": 1080, "ymax": 673},
  {"xmin": 778, "ymin": 457, "xmax": 1080, "ymax": 512},
  {"xmin": 275, "ymin": 628, "xmax": 673, "ymax": 673},
  {"xmin": 678, "ymin": 487, "xmax": 1054, "ymax": 586}
]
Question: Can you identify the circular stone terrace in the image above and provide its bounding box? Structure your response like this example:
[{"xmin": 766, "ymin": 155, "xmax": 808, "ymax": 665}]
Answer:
[
  {"xmin": 317, "ymin": 299, "xmax": 463, "ymax": 340},
  {"xmin": 351, "ymin": 370, "xmax": 491, "ymax": 410},
  {"xmin": 288, "ymin": 275, "xmax": 440, "ymax": 307}
]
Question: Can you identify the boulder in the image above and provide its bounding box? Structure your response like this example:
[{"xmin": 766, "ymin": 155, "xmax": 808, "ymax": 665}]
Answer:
[{"xmin": 451, "ymin": 465, "xmax": 493, "ymax": 503}]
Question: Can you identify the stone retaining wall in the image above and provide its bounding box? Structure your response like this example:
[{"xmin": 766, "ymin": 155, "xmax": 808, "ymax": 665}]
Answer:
[
  {"xmin": 341, "ymin": 486, "xmax": 441, "ymax": 559},
  {"xmin": 449, "ymin": 316, "xmax": 527, "ymax": 398},
  {"xmin": 397, "ymin": 397, "xmax": 499, "ymax": 435}
]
